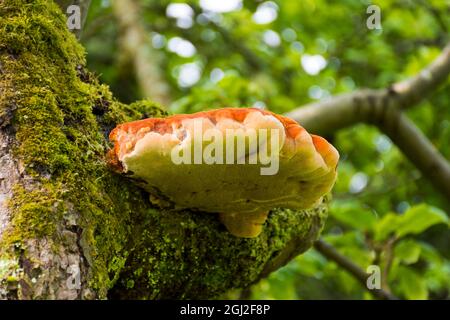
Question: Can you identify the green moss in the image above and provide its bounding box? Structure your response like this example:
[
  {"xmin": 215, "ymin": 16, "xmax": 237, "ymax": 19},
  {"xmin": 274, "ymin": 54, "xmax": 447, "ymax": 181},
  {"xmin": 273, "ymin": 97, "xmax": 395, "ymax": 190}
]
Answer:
[
  {"xmin": 109, "ymin": 201, "xmax": 327, "ymax": 299},
  {"xmin": 5, "ymin": 184, "xmax": 62, "ymax": 241},
  {"xmin": 0, "ymin": 0, "xmax": 156, "ymax": 298}
]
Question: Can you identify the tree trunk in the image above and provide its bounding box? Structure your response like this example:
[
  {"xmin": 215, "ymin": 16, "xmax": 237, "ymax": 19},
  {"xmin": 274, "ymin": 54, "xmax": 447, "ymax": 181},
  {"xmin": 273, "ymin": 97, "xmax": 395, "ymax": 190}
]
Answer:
[{"xmin": 0, "ymin": 0, "xmax": 327, "ymax": 299}]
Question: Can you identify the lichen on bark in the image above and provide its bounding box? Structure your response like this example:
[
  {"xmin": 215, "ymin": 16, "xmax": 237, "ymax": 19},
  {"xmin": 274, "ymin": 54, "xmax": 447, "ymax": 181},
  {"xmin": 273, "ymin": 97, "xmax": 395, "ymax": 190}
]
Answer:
[
  {"xmin": 109, "ymin": 204, "xmax": 328, "ymax": 299},
  {"xmin": 0, "ymin": 0, "xmax": 328, "ymax": 299}
]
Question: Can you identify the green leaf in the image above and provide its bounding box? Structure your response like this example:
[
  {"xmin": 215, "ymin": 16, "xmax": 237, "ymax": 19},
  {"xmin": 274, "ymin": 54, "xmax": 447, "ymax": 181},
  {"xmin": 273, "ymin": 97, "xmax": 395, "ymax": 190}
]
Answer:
[
  {"xmin": 295, "ymin": 250, "xmax": 327, "ymax": 277},
  {"xmin": 396, "ymin": 266, "xmax": 428, "ymax": 300},
  {"xmin": 396, "ymin": 204, "xmax": 449, "ymax": 238},
  {"xmin": 374, "ymin": 213, "xmax": 401, "ymax": 241},
  {"xmin": 394, "ymin": 239, "xmax": 421, "ymax": 265},
  {"xmin": 330, "ymin": 200, "xmax": 377, "ymax": 231},
  {"xmin": 375, "ymin": 204, "xmax": 448, "ymax": 241},
  {"xmin": 324, "ymin": 232, "xmax": 374, "ymax": 266}
]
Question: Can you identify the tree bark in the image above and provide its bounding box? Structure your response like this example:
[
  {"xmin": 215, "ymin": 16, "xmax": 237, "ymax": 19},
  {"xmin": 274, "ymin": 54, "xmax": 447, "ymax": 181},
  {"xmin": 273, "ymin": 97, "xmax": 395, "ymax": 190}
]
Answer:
[{"xmin": 0, "ymin": 0, "xmax": 327, "ymax": 299}]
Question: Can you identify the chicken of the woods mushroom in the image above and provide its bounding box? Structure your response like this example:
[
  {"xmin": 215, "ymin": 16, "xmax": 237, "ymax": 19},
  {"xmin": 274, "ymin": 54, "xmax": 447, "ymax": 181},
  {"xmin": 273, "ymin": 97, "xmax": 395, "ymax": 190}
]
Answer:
[{"xmin": 108, "ymin": 108, "xmax": 339, "ymax": 238}]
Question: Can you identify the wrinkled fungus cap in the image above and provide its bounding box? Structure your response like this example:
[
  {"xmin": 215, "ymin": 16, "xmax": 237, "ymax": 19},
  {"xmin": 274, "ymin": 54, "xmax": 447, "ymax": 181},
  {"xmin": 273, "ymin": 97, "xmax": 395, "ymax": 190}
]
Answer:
[{"xmin": 108, "ymin": 108, "xmax": 339, "ymax": 237}]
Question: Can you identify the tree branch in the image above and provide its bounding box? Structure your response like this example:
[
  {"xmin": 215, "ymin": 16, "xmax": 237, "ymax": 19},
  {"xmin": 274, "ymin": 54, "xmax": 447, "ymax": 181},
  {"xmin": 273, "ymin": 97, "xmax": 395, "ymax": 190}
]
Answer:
[
  {"xmin": 392, "ymin": 43, "xmax": 450, "ymax": 107},
  {"xmin": 285, "ymin": 43, "xmax": 450, "ymax": 134},
  {"xmin": 375, "ymin": 108, "xmax": 450, "ymax": 200},
  {"xmin": 285, "ymin": 43, "xmax": 450, "ymax": 201},
  {"xmin": 112, "ymin": 0, "xmax": 171, "ymax": 106},
  {"xmin": 314, "ymin": 240, "xmax": 399, "ymax": 300}
]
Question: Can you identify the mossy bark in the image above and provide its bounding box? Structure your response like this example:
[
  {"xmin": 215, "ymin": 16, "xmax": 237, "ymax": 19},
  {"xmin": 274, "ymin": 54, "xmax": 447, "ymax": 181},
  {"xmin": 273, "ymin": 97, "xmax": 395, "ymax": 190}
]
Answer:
[{"xmin": 0, "ymin": 0, "xmax": 327, "ymax": 299}]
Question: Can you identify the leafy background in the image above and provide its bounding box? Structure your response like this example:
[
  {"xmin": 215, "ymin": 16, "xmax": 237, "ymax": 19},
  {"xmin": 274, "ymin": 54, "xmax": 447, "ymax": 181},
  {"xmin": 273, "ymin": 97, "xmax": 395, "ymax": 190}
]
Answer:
[{"xmin": 81, "ymin": 0, "xmax": 449, "ymax": 299}]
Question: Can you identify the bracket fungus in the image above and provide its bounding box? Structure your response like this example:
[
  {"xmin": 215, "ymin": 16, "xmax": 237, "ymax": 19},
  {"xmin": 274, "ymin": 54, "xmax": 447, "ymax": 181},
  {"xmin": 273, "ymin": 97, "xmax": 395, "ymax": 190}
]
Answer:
[{"xmin": 108, "ymin": 108, "xmax": 339, "ymax": 238}]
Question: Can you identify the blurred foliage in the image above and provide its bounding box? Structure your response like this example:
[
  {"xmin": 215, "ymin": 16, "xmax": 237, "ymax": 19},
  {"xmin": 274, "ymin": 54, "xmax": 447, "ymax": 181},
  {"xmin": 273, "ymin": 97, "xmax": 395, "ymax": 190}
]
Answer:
[{"xmin": 82, "ymin": 0, "xmax": 450, "ymax": 299}]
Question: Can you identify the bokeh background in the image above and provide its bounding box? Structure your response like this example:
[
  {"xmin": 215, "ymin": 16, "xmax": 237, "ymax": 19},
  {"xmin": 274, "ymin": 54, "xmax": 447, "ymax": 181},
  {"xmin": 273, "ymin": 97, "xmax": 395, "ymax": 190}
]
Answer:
[{"xmin": 81, "ymin": 0, "xmax": 449, "ymax": 299}]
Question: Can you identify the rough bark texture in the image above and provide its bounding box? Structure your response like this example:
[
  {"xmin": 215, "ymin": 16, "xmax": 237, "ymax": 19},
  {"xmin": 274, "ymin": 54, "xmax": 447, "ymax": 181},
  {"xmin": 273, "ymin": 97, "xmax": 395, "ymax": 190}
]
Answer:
[{"xmin": 0, "ymin": 0, "xmax": 327, "ymax": 299}]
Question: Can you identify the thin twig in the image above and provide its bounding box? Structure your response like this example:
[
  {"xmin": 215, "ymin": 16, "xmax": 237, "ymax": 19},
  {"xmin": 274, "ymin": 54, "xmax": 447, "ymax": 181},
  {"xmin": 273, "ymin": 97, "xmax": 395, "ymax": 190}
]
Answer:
[
  {"xmin": 381, "ymin": 237, "xmax": 396, "ymax": 292},
  {"xmin": 314, "ymin": 239, "xmax": 399, "ymax": 300}
]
